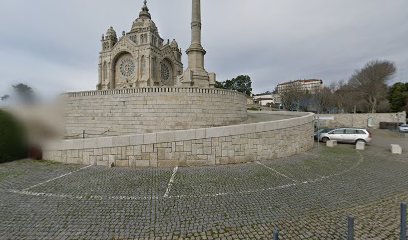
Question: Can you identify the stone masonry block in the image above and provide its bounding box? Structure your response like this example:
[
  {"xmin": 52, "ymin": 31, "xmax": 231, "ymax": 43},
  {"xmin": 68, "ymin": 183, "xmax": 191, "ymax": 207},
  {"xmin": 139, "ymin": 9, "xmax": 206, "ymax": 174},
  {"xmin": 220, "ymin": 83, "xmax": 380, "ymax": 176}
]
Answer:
[
  {"xmin": 97, "ymin": 137, "xmax": 113, "ymax": 148},
  {"xmin": 126, "ymin": 146, "xmax": 134, "ymax": 156},
  {"xmin": 109, "ymin": 155, "xmax": 115, "ymax": 165},
  {"xmin": 141, "ymin": 152, "xmax": 150, "ymax": 160},
  {"xmin": 83, "ymin": 138, "xmax": 98, "ymax": 149},
  {"xmin": 97, "ymin": 160, "xmax": 109, "ymax": 167},
  {"xmin": 229, "ymin": 125, "xmax": 246, "ymax": 136},
  {"xmin": 102, "ymin": 148, "xmax": 110, "ymax": 155},
  {"xmin": 174, "ymin": 130, "xmax": 196, "ymax": 142},
  {"xmin": 157, "ymin": 148, "xmax": 166, "ymax": 160},
  {"xmin": 203, "ymin": 147, "xmax": 212, "ymax": 155},
  {"xmin": 391, "ymin": 144, "xmax": 402, "ymax": 154},
  {"xmin": 135, "ymin": 160, "xmax": 150, "ymax": 167},
  {"xmin": 112, "ymin": 136, "xmax": 130, "ymax": 147},
  {"xmin": 60, "ymin": 140, "xmax": 74, "ymax": 150},
  {"xmin": 145, "ymin": 144, "xmax": 154, "ymax": 153},
  {"xmin": 134, "ymin": 145, "xmax": 142, "ymax": 154},
  {"xmin": 158, "ymin": 160, "xmax": 179, "ymax": 168},
  {"xmin": 326, "ymin": 140, "xmax": 337, "ymax": 147},
  {"xmin": 356, "ymin": 142, "xmax": 365, "ymax": 150},
  {"xmin": 115, "ymin": 160, "xmax": 129, "ymax": 167},
  {"xmin": 205, "ymin": 127, "xmax": 226, "ymax": 138},
  {"xmin": 143, "ymin": 133, "xmax": 157, "ymax": 145},
  {"xmin": 157, "ymin": 132, "xmax": 176, "ymax": 143},
  {"xmin": 129, "ymin": 135, "xmax": 143, "ymax": 145},
  {"xmin": 195, "ymin": 128, "xmax": 206, "ymax": 139},
  {"xmin": 175, "ymin": 145, "xmax": 184, "ymax": 152}
]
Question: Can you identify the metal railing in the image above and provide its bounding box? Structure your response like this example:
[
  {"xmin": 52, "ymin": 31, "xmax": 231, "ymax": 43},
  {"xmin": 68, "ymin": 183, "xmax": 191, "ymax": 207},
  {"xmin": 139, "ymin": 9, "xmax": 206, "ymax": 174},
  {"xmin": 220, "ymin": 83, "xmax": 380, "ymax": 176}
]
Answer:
[{"xmin": 64, "ymin": 129, "xmax": 112, "ymax": 139}]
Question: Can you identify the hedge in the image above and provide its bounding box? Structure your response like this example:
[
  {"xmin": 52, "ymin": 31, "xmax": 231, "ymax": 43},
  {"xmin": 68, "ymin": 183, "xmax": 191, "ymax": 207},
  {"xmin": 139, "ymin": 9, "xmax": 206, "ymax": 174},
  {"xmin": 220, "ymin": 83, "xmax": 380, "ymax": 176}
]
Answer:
[{"xmin": 0, "ymin": 109, "xmax": 27, "ymax": 163}]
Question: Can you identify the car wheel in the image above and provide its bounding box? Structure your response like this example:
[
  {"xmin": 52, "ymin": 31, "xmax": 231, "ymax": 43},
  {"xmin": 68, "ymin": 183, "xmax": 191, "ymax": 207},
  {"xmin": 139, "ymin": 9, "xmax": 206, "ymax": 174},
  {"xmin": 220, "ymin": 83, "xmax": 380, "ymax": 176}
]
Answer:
[
  {"xmin": 355, "ymin": 139, "xmax": 366, "ymax": 144},
  {"xmin": 321, "ymin": 137, "xmax": 329, "ymax": 143}
]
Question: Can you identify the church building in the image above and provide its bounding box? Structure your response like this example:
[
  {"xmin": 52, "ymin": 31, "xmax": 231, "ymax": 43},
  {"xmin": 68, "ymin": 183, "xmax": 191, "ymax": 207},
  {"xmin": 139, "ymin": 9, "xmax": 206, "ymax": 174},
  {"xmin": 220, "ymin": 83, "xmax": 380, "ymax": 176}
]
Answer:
[{"xmin": 97, "ymin": 1, "xmax": 183, "ymax": 90}]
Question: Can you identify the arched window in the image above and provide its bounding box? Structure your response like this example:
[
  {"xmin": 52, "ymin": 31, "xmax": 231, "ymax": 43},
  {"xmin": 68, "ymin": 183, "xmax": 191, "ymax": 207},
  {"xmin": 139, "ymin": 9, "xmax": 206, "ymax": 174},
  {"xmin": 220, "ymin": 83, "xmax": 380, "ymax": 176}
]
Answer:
[
  {"xmin": 103, "ymin": 62, "xmax": 108, "ymax": 82},
  {"xmin": 152, "ymin": 57, "xmax": 157, "ymax": 80},
  {"xmin": 141, "ymin": 56, "xmax": 146, "ymax": 77}
]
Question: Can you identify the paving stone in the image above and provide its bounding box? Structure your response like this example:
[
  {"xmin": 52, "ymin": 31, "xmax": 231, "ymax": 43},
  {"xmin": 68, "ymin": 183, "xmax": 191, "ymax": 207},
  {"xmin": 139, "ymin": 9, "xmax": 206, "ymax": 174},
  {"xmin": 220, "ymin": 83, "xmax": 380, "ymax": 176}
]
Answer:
[{"xmin": 0, "ymin": 143, "xmax": 407, "ymax": 239}]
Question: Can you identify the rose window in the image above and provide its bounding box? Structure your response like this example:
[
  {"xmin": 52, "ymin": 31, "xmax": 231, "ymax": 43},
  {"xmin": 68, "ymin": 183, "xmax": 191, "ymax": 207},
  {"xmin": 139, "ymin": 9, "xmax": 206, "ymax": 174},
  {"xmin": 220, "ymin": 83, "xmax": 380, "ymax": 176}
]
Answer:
[{"xmin": 119, "ymin": 57, "xmax": 135, "ymax": 78}]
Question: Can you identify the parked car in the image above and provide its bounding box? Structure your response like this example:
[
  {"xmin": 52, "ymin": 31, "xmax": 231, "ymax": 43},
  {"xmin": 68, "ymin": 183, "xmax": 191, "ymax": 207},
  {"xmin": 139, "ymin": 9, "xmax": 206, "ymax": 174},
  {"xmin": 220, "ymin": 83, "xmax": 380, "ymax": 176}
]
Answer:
[
  {"xmin": 319, "ymin": 128, "xmax": 372, "ymax": 144},
  {"xmin": 314, "ymin": 128, "xmax": 333, "ymax": 141},
  {"xmin": 399, "ymin": 124, "xmax": 408, "ymax": 133}
]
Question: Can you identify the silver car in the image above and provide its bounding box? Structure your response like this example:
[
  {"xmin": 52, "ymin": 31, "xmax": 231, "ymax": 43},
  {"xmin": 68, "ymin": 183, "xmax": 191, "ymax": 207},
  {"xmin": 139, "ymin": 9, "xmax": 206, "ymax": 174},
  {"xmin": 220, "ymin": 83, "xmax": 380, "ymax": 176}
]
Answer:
[
  {"xmin": 399, "ymin": 124, "xmax": 408, "ymax": 133},
  {"xmin": 319, "ymin": 128, "xmax": 372, "ymax": 144}
]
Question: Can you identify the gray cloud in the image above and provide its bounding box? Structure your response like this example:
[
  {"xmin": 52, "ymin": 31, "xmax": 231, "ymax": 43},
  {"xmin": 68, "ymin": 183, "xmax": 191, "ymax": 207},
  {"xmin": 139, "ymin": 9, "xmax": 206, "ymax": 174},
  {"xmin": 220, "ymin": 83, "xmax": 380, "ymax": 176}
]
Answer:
[{"xmin": 0, "ymin": 0, "xmax": 407, "ymax": 98}]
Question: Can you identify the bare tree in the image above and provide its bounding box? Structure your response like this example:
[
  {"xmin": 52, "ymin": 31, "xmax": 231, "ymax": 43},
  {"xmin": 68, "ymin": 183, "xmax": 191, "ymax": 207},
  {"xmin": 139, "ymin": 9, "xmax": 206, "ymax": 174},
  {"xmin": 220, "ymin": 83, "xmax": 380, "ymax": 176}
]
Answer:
[
  {"xmin": 332, "ymin": 81, "xmax": 360, "ymax": 113},
  {"xmin": 348, "ymin": 60, "xmax": 396, "ymax": 113},
  {"xmin": 280, "ymin": 82, "xmax": 305, "ymax": 111},
  {"xmin": 313, "ymin": 87, "xmax": 335, "ymax": 113}
]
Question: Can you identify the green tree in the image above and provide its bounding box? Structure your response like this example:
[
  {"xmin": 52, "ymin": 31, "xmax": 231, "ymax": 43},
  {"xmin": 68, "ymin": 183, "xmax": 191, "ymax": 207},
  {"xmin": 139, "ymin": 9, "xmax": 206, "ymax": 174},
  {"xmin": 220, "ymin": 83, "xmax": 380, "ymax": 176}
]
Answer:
[
  {"xmin": 0, "ymin": 110, "xmax": 27, "ymax": 162},
  {"xmin": 347, "ymin": 60, "xmax": 396, "ymax": 113},
  {"xmin": 215, "ymin": 81, "xmax": 225, "ymax": 89},
  {"xmin": 216, "ymin": 75, "xmax": 252, "ymax": 96},
  {"xmin": 13, "ymin": 83, "xmax": 35, "ymax": 104},
  {"xmin": 388, "ymin": 82, "xmax": 408, "ymax": 112},
  {"xmin": 1, "ymin": 95, "xmax": 10, "ymax": 101}
]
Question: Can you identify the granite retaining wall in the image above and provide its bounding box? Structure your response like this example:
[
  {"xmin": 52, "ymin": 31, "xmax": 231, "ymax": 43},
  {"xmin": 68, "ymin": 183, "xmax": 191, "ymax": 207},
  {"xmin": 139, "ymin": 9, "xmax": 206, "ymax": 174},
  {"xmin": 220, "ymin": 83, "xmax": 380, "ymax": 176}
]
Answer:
[
  {"xmin": 43, "ymin": 112, "xmax": 315, "ymax": 167},
  {"xmin": 62, "ymin": 87, "xmax": 248, "ymax": 138},
  {"xmin": 318, "ymin": 112, "xmax": 406, "ymax": 129}
]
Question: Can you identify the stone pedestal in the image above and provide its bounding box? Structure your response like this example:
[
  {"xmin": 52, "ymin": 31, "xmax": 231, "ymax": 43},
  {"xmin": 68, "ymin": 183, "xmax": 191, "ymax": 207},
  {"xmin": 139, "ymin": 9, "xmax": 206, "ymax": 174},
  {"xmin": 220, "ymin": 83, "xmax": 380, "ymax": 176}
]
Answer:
[
  {"xmin": 326, "ymin": 140, "xmax": 337, "ymax": 147},
  {"xmin": 356, "ymin": 142, "xmax": 365, "ymax": 150},
  {"xmin": 391, "ymin": 144, "xmax": 402, "ymax": 154}
]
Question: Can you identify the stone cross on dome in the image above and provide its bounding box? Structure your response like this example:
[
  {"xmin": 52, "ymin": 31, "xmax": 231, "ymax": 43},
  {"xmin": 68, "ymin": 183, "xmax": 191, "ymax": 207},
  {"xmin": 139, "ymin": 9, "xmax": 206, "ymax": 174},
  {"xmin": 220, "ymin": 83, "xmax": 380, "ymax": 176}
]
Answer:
[{"xmin": 139, "ymin": 0, "xmax": 151, "ymax": 19}]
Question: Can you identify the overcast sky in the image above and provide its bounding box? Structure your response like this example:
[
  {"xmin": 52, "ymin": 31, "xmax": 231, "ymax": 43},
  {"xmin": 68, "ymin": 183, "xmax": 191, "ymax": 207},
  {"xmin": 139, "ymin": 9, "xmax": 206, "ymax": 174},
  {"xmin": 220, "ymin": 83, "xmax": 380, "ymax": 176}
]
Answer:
[{"xmin": 0, "ymin": 0, "xmax": 407, "ymax": 98}]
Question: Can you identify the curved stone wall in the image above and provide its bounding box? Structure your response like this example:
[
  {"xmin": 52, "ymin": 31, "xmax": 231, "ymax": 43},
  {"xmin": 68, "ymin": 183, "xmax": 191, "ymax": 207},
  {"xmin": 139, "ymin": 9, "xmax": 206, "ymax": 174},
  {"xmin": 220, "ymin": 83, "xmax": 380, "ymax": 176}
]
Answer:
[
  {"xmin": 62, "ymin": 87, "xmax": 247, "ymax": 138},
  {"xmin": 43, "ymin": 112, "xmax": 315, "ymax": 167}
]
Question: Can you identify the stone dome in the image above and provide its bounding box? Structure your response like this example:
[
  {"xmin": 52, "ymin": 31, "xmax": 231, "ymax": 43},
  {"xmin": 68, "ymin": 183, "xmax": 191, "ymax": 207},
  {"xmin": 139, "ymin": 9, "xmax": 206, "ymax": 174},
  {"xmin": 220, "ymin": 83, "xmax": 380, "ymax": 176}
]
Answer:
[
  {"xmin": 131, "ymin": 18, "xmax": 157, "ymax": 32},
  {"xmin": 106, "ymin": 27, "xmax": 117, "ymax": 39},
  {"xmin": 138, "ymin": 0, "xmax": 151, "ymax": 20},
  {"xmin": 130, "ymin": 1, "xmax": 158, "ymax": 33}
]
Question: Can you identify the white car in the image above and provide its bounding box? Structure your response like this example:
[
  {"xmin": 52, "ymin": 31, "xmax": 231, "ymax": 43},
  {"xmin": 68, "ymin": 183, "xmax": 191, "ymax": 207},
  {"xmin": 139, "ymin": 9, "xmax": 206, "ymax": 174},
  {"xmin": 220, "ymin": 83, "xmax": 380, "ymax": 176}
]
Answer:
[
  {"xmin": 399, "ymin": 124, "xmax": 408, "ymax": 133},
  {"xmin": 320, "ymin": 128, "xmax": 372, "ymax": 144}
]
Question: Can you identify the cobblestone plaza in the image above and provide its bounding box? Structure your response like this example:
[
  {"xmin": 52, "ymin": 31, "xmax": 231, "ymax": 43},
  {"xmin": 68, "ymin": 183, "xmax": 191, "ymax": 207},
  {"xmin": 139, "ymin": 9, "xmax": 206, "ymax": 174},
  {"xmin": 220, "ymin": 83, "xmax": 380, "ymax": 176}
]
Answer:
[{"xmin": 1, "ymin": 131, "xmax": 408, "ymax": 239}]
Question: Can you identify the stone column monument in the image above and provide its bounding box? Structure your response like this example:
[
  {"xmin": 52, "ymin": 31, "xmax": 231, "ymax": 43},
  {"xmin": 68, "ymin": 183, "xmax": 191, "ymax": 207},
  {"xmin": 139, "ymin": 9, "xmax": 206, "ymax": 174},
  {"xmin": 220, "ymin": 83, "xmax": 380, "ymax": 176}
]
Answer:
[{"xmin": 178, "ymin": 0, "xmax": 216, "ymax": 88}]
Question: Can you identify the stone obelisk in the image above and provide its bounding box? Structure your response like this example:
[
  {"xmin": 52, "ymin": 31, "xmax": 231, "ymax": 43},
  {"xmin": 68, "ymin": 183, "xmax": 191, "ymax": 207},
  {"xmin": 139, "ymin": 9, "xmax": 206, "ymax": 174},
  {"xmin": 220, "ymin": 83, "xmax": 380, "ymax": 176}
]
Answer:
[{"xmin": 178, "ymin": 0, "xmax": 215, "ymax": 88}]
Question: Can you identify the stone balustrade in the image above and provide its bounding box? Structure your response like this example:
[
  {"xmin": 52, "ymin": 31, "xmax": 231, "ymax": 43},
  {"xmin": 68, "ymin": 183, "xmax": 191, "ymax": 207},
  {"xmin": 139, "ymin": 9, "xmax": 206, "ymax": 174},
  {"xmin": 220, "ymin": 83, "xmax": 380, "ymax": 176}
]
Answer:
[{"xmin": 64, "ymin": 87, "xmax": 244, "ymax": 98}]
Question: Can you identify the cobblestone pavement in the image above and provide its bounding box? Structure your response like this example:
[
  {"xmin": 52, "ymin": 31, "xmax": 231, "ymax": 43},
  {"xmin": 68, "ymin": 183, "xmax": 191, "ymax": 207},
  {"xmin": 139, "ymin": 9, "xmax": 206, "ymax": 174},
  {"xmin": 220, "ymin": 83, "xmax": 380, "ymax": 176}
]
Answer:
[{"xmin": 0, "ymin": 132, "xmax": 408, "ymax": 239}]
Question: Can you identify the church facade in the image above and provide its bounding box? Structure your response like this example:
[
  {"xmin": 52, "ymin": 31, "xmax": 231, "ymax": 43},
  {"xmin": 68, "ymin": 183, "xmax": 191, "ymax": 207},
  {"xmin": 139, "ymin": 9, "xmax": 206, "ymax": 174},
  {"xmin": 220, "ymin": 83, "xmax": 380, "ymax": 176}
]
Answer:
[{"xmin": 97, "ymin": 1, "xmax": 183, "ymax": 90}]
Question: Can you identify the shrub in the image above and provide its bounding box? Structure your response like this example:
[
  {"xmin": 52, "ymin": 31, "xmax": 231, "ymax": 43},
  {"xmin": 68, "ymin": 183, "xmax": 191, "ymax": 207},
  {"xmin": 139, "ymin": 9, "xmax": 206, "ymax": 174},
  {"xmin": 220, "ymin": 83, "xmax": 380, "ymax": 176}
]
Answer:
[
  {"xmin": 247, "ymin": 107, "xmax": 260, "ymax": 111},
  {"xmin": 0, "ymin": 109, "xmax": 27, "ymax": 163}
]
